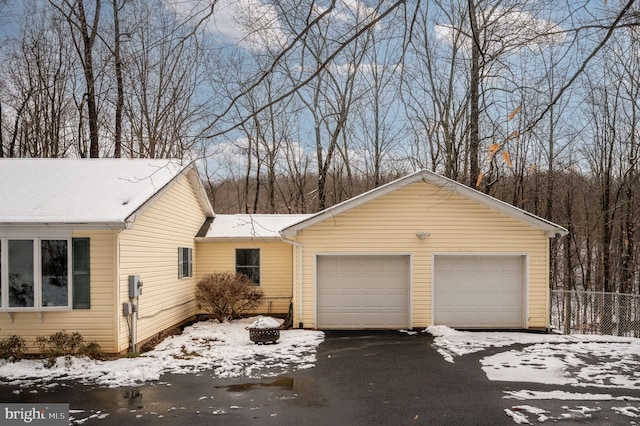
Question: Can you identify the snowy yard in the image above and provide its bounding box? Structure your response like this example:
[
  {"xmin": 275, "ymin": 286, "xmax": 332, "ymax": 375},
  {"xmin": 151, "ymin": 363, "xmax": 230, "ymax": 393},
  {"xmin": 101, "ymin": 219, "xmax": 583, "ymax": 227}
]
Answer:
[
  {"xmin": 427, "ymin": 326, "xmax": 640, "ymax": 424},
  {"xmin": 0, "ymin": 317, "xmax": 324, "ymax": 388}
]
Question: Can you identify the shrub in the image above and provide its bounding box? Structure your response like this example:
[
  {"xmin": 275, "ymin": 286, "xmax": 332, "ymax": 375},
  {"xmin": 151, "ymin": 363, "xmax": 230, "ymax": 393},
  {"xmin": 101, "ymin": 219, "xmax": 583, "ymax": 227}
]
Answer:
[
  {"xmin": 196, "ymin": 272, "xmax": 264, "ymax": 322},
  {"xmin": 81, "ymin": 341, "xmax": 105, "ymax": 360},
  {"xmin": 0, "ymin": 335, "xmax": 27, "ymax": 362},
  {"xmin": 35, "ymin": 330, "xmax": 104, "ymax": 368}
]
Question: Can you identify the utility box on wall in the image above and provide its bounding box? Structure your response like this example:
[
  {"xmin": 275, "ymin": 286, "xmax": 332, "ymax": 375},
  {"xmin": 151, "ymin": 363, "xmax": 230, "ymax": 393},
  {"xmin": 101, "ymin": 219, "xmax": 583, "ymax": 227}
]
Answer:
[{"xmin": 128, "ymin": 275, "xmax": 143, "ymax": 298}]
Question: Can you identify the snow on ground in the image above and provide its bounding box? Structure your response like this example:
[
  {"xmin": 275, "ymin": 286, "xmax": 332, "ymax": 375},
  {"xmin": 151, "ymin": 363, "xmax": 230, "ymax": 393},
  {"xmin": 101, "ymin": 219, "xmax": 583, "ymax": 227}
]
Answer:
[
  {"xmin": 505, "ymin": 405, "xmax": 602, "ymax": 424},
  {"xmin": 481, "ymin": 341, "xmax": 640, "ymax": 388},
  {"xmin": 0, "ymin": 317, "xmax": 324, "ymax": 388},
  {"xmin": 427, "ymin": 326, "xmax": 640, "ymax": 424},
  {"xmin": 426, "ymin": 325, "xmax": 636, "ymax": 361},
  {"xmin": 504, "ymin": 390, "xmax": 640, "ymax": 401}
]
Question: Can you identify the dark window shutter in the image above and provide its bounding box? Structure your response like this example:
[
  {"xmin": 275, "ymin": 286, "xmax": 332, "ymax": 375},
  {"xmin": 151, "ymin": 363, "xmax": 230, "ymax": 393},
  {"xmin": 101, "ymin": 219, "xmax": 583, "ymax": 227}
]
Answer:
[{"xmin": 72, "ymin": 238, "xmax": 90, "ymax": 309}]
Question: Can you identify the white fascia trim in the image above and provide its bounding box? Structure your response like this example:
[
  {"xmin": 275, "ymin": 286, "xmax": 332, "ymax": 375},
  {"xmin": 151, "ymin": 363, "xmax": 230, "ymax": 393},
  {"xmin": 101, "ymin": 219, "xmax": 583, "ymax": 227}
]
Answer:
[
  {"xmin": 186, "ymin": 166, "xmax": 215, "ymax": 218},
  {"xmin": 195, "ymin": 236, "xmax": 283, "ymax": 242},
  {"xmin": 0, "ymin": 223, "xmax": 125, "ymax": 231}
]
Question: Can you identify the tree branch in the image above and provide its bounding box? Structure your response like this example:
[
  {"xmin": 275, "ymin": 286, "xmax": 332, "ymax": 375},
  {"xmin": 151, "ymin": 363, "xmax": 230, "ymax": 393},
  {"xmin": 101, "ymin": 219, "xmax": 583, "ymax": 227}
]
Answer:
[
  {"xmin": 202, "ymin": 0, "xmax": 407, "ymax": 139},
  {"xmin": 525, "ymin": 0, "xmax": 637, "ymax": 134}
]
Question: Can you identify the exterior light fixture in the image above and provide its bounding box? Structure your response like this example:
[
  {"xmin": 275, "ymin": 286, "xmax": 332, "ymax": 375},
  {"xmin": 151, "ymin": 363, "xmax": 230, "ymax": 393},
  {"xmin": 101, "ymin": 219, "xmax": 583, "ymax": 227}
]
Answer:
[{"xmin": 416, "ymin": 231, "xmax": 430, "ymax": 240}]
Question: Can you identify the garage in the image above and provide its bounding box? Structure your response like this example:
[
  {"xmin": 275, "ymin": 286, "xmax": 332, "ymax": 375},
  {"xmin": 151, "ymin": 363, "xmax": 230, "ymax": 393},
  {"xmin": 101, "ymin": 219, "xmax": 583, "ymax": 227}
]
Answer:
[
  {"xmin": 316, "ymin": 255, "xmax": 410, "ymax": 329},
  {"xmin": 434, "ymin": 255, "xmax": 525, "ymax": 328}
]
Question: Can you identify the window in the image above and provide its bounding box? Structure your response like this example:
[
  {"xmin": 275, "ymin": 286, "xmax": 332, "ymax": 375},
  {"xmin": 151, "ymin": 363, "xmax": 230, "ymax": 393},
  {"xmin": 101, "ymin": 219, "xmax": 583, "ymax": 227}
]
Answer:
[
  {"xmin": 236, "ymin": 248, "xmax": 260, "ymax": 284},
  {"xmin": 178, "ymin": 247, "xmax": 193, "ymax": 279},
  {"xmin": 41, "ymin": 239, "xmax": 69, "ymax": 307},
  {"xmin": 0, "ymin": 236, "xmax": 90, "ymax": 310},
  {"xmin": 8, "ymin": 239, "xmax": 35, "ymax": 308}
]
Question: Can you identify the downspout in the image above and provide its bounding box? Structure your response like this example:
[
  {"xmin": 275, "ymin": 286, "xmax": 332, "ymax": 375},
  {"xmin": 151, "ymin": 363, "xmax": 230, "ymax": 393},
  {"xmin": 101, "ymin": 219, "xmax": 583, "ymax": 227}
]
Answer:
[{"xmin": 279, "ymin": 232, "xmax": 304, "ymax": 328}]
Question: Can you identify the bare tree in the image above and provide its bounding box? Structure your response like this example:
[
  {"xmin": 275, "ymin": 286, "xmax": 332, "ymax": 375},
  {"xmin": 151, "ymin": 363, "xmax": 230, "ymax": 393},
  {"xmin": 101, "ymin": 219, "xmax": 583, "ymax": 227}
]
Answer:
[
  {"xmin": 352, "ymin": 12, "xmax": 405, "ymax": 189},
  {"xmin": 49, "ymin": 0, "xmax": 102, "ymax": 158},
  {"xmin": 3, "ymin": 4, "xmax": 76, "ymax": 158},
  {"xmin": 121, "ymin": 0, "xmax": 208, "ymax": 159},
  {"xmin": 278, "ymin": 2, "xmax": 376, "ymax": 209},
  {"xmin": 112, "ymin": 0, "xmax": 124, "ymax": 158},
  {"xmin": 402, "ymin": 0, "xmax": 470, "ymax": 179}
]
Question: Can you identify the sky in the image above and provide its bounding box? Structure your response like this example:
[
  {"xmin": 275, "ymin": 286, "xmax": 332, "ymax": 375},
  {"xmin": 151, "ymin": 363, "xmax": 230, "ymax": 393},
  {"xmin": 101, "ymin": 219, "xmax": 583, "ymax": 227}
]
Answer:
[
  {"xmin": 166, "ymin": 0, "xmax": 288, "ymax": 50},
  {"xmin": 0, "ymin": 0, "xmax": 600, "ymax": 176},
  {"xmin": 0, "ymin": 319, "xmax": 639, "ymax": 423}
]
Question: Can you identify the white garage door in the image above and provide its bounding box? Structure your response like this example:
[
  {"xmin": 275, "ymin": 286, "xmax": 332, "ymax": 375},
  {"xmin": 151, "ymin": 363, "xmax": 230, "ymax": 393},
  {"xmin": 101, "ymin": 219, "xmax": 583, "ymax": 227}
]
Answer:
[
  {"xmin": 434, "ymin": 255, "xmax": 525, "ymax": 328},
  {"xmin": 317, "ymin": 255, "xmax": 410, "ymax": 329}
]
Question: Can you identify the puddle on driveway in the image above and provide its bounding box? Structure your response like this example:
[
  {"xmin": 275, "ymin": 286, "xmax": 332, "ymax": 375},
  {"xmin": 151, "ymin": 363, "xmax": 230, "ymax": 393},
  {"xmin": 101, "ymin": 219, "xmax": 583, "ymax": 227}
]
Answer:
[
  {"xmin": 0, "ymin": 373, "xmax": 326, "ymax": 423},
  {"xmin": 216, "ymin": 377, "xmax": 294, "ymax": 393}
]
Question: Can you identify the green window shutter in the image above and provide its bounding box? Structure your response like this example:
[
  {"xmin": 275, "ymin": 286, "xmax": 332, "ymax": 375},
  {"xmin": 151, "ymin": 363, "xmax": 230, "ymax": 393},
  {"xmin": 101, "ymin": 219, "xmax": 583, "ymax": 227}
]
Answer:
[
  {"xmin": 178, "ymin": 247, "xmax": 184, "ymax": 279},
  {"xmin": 188, "ymin": 248, "xmax": 193, "ymax": 278},
  {"xmin": 72, "ymin": 238, "xmax": 91, "ymax": 309}
]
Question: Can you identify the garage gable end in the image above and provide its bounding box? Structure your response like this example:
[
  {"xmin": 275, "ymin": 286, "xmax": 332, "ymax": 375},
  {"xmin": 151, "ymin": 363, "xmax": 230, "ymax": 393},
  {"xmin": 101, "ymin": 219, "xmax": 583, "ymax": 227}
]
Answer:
[{"xmin": 281, "ymin": 170, "xmax": 567, "ymax": 238}]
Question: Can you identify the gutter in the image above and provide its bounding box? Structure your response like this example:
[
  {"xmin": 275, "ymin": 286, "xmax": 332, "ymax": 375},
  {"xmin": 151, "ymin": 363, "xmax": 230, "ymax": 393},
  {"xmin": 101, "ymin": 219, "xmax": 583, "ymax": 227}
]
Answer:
[
  {"xmin": 279, "ymin": 231, "xmax": 304, "ymax": 328},
  {"xmin": 0, "ymin": 222, "xmax": 126, "ymax": 230}
]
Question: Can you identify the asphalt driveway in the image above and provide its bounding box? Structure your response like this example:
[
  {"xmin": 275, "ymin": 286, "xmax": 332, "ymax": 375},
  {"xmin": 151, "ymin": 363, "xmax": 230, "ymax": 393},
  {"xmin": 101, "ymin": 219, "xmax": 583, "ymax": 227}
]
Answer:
[{"xmin": 0, "ymin": 331, "xmax": 636, "ymax": 425}]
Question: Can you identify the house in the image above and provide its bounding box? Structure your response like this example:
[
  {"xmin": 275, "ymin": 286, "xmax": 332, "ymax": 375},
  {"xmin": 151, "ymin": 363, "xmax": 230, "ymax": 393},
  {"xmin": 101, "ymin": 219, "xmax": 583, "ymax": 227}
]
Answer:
[
  {"xmin": 0, "ymin": 160, "xmax": 567, "ymax": 355},
  {"xmin": 0, "ymin": 159, "xmax": 213, "ymax": 353},
  {"xmin": 277, "ymin": 170, "xmax": 568, "ymax": 330},
  {"xmin": 196, "ymin": 169, "xmax": 567, "ymax": 331}
]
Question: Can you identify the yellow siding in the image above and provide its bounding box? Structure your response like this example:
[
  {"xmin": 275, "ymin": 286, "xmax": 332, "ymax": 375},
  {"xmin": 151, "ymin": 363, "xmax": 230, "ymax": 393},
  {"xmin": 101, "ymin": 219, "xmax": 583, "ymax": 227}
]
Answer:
[
  {"xmin": 117, "ymin": 173, "xmax": 208, "ymax": 352},
  {"xmin": 196, "ymin": 240, "xmax": 293, "ymax": 314},
  {"xmin": 0, "ymin": 231, "xmax": 119, "ymax": 353},
  {"xmin": 292, "ymin": 181, "xmax": 550, "ymax": 329}
]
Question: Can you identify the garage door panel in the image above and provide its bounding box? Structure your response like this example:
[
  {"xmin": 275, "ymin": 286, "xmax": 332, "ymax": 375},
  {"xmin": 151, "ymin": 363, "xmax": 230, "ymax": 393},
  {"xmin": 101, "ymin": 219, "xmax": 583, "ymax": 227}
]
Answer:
[
  {"xmin": 499, "ymin": 279, "xmax": 522, "ymax": 289},
  {"xmin": 384, "ymin": 260, "xmax": 409, "ymax": 273},
  {"xmin": 317, "ymin": 255, "xmax": 409, "ymax": 329},
  {"xmin": 384, "ymin": 293, "xmax": 408, "ymax": 303},
  {"xmin": 478, "ymin": 258, "xmax": 500, "ymax": 271},
  {"xmin": 456, "ymin": 277, "xmax": 480, "ymax": 292},
  {"xmin": 474, "ymin": 293, "xmax": 498, "ymax": 305},
  {"xmin": 434, "ymin": 255, "xmax": 525, "ymax": 328},
  {"xmin": 366, "ymin": 275, "xmax": 399, "ymax": 288},
  {"xmin": 453, "ymin": 258, "xmax": 478, "ymax": 271}
]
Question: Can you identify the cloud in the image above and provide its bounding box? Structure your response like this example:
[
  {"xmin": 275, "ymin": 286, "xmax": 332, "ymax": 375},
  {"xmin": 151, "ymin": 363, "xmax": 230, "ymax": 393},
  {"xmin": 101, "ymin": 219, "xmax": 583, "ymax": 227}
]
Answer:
[
  {"xmin": 323, "ymin": 0, "xmax": 378, "ymax": 24},
  {"xmin": 435, "ymin": 8, "xmax": 565, "ymax": 54},
  {"xmin": 330, "ymin": 61, "xmax": 397, "ymax": 76},
  {"xmin": 205, "ymin": 137, "xmax": 309, "ymax": 177},
  {"xmin": 166, "ymin": 0, "xmax": 288, "ymax": 51}
]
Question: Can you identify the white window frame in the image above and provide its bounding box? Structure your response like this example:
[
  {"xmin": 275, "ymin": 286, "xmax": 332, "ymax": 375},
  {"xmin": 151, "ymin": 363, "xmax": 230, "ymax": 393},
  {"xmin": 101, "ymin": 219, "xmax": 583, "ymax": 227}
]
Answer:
[
  {"xmin": 178, "ymin": 247, "xmax": 193, "ymax": 279},
  {"xmin": 0, "ymin": 233, "xmax": 73, "ymax": 312}
]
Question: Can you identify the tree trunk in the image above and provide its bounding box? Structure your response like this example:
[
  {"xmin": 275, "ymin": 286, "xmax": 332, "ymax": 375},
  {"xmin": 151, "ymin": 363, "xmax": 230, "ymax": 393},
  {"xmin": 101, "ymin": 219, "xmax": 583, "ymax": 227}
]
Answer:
[
  {"xmin": 113, "ymin": 0, "xmax": 123, "ymax": 158},
  {"xmin": 468, "ymin": 0, "xmax": 480, "ymax": 188},
  {"xmin": 76, "ymin": 0, "xmax": 101, "ymax": 158}
]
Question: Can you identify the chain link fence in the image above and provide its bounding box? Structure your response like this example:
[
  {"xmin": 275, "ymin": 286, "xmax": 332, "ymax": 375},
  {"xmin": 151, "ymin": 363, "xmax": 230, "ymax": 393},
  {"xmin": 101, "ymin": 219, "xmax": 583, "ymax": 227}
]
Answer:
[{"xmin": 550, "ymin": 290, "xmax": 640, "ymax": 337}]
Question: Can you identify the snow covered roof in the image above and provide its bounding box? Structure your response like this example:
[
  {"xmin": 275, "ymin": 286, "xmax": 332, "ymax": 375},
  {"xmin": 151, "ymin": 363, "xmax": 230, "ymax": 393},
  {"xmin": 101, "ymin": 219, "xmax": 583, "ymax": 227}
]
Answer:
[
  {"xmin": 0, "ymin": 158, "xmax": 213, "ymax": 228},
  {"xmin": 198, "ymin": 214, "xmax": 313, "ymax": 239},
  {"xmin": 282, "ymin": 169, "xmax": 568, "ymax": 238}
]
